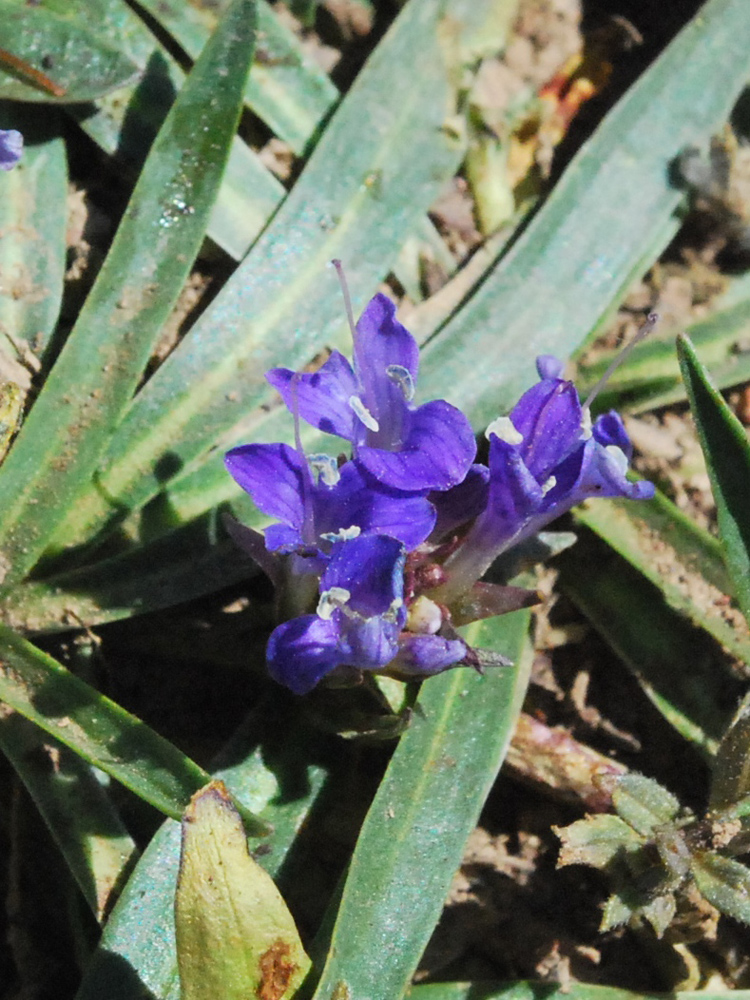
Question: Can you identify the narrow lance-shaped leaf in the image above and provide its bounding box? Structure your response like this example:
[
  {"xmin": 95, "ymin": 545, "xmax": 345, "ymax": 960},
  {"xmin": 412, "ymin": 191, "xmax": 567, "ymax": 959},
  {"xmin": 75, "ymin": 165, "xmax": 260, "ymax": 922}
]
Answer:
[
  {"xmin": 175, "ymin": 781, "xmax": 311, "ymax": 1000},
  {"xmin": 0, "ymin": 0, "xmax": 258, "ymax": 589},
  {"xmin": 691, "ymin": 851, "xmax": 750, "ymax": 925},
  {"xmin": 677, "ymin": 333, "xmax": 750, "ymax": 622},
  {"xmin": 0, "ymin": 624, "xmax": 266, "ymax": 832},
  {"xmin": 0, "ymin": 102, "xmax": 67, "ymax": 357},
  {"xmin": 312, "ymin": 610, "xmax": 531, "ymax": 1000},
  {"xmin": 0, "ymin": 4, "xmax": 140, "ymax": 101}
]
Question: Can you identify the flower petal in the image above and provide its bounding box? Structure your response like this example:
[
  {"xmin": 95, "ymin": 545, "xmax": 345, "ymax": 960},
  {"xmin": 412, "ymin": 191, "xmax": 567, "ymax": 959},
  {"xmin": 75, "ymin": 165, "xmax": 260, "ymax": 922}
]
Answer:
[
  {"xmin": 357, "ymin": 399, "xmax": 477, "ymax": 492},
  {"xmin": 267, "ymin": 615, "xmax": 345, "ymax": 694},
  {"xmin": 430, "ymin": 464, "xmax": 489, "ymax": 539},
  {"xmin": 354, "ymin": 293, "xmax": 419, "ymax": 398},
  {"xmin": 321, "ymin": 461, "xmax": 435, "ymax": 549},
  {"xmin": 224, "ymin": 443, "xmax": 307, "ymax": 531},
  {"xmin": 266, "ymin": 351, "xmax": 360, "ymax": 441},
  {"xmin": 593, "ymin": 410, "xmax": 633, "ymax": 459},
  {"xmin": 484, "ymin": 435, "xmax": 544, "ymax": 542},
  {"xmin": 510, "ymin": 379, "xmax": 583, "ymax": 480},
  {"xmin": 321, "ymin": 535, "xmax": 405, "ymax": 617},
  {"xmin": 390, "ymin": 633, "xmax": 467, "ymax": 676},
  {"xmin": 0, "ymin": 129, "xmax": 22, "ymax": 171},
  {"xmin": 338, "ymin": 615, "xmax": 401, "ymax": 671}
]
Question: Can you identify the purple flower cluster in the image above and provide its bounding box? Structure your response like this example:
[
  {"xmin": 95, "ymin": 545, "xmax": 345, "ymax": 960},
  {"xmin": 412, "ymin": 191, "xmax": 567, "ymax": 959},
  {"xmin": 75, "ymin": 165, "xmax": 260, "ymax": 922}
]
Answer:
[{"xmin": 225, "ymin": 294, "xmax": 654, "ymax": 694}]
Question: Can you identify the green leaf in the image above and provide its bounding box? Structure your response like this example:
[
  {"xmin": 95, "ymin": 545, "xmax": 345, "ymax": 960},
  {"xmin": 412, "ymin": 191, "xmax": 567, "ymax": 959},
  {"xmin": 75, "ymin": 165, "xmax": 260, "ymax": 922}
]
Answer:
[
  {"xmin": 0, "ymin": 102, "xmax": 67, "ymax": 357},
  {"xmin": 677, "ymin": 333, "xmax": 750, "ymax": 622},
  {"xmin": 710, "ymin": 690, "xmax": 750, "ymax": 811},
  {"xmin": 552, "ymin": 814, "xmax": 642, "ymax": 869},
  {"xmin": 175, "ymin": 781, "xmax": 310, "ymax": 1000},
  {"xmin": 0, "ymin": 707, "xmax": 137, "ymax": 921},
  {"xmin": 572, "ymin": 490, "xmax": 750, "ymax": 666},
  {"xmin": 0, "ymin": 4, "xmax": 140, "ymax": 101},
  {"xmin": 76, "ymin": 702, "xmax": 333, "ymax": 1000},
  {"xmin": 0, "ymin": 525, "xmax": 258, "ymax": 633},
  {"xmin": 0, "ymin": 624, "xmax": 265, "ymax": 830},
  {"xmin": 555, "ymin": 814, "xmax": 642, "ymax": 870},
  {"xmin": 418, "ymin": 0, "xmax": 750, "ymax": 427},
  {"xmin": 691, "ymin": 851, "xmax": 750, "ymax": 924},
  {"xmin": 612, "ymin": 774, "xmax": 681, "ymax": 836},
  {"xmin": 51, "ymin": 0, "xmax": 511, "ymax": 559},
  {"xmin": 132, "ymin": 0, "xmax": 338, "ymax": 154},
  {"xmin": 0, "ymin": 0, "xmax": 257, "ymax": 589},
  {"xmin": 62, "ymin": 0, "xmax": 285, "ymax": 262},
  {"xmin": 311, "ymin": 610, "xmax": 532, "ymax": 1000}
]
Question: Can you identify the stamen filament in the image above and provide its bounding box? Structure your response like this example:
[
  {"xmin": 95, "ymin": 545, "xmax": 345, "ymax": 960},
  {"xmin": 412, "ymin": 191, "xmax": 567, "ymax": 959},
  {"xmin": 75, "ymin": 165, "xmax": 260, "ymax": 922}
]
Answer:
[
  {"xmin": 583, "ymin": 312, "xmax": 658, "ymax": 413},
  {"xmin": 332, "ymin": 259, "xmax": 357, "ymax": 342}
]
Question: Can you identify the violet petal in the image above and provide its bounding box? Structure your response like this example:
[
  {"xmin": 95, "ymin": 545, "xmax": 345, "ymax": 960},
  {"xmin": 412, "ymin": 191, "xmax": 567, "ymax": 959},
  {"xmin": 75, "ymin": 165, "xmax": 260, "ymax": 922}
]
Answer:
[
  {"xmin": 267, "ymin": 615, "xmax": 345, "ymax": 694},
  {"xmin": 357, "ymin": 399, "xmax": 476, "ymax": 492},
  {"xmin": 266, "ymin": 351, "xmax": 360, "ymax": 441}
]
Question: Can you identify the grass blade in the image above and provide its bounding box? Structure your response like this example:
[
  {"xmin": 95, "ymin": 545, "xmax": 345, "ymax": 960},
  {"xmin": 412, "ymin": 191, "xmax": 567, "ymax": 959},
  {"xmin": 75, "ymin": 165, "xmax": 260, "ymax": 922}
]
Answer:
[
  {"xmin": 312, "ymin": 610, "xmax": 532, "ymax": 1000},
  {"xmin": 557, "ymin": 533, "xmax": 741, "ymax": 757},
  {"xmin": 677, "ymin": 333, "xmax": 750, "ymax": 622},
  {"xmin": 63, "ymin": 0, "xmax": 285, "ymax": 261},
  {"xmin": 0, "ymin": 0, "xmax": 257, "ymax": 589}
]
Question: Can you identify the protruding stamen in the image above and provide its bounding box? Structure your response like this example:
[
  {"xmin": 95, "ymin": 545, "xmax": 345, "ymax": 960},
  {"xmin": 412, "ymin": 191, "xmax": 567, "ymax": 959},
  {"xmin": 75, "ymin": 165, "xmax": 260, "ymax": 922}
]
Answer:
[
  {"xmin": 583, "ymin": 312, "xmax": 658, "ymax": 413},
  {"xmin": 332, "ymin": 259, "xmax": 357, "ymax": 342},
  {"xmin": 541, "ymin": 475, "xmax": 557, "ymax": 496},
  {"xmin": 386, "ymin": 364, "xmax": 415, "ymax": 401},
  {"xmin": 317, "ymin": 586, "xmax": 351, "ymax": 620},
  {"xmin": 485, "ymin": 415, "xmax": 523, "ymax": 445},
  {"xmin": 349, "ymin": 395, "xmax": 379, "ymax": 432},
  {"xmin": 320, "ymin": 525, "xmax": 361, "ymax": 543}
]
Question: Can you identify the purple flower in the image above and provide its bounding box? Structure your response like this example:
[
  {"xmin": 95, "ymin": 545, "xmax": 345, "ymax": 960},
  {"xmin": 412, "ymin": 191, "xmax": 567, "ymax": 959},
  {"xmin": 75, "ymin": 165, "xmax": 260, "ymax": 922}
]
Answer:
[
  {"xmin": 434, "ymin": 356, "xmax": 654, "ymax": 601},
  {"xmin": 266, "ymin": 293, "xmax": 476, "ymax": 492},
  {"xmin": 266, "ymin": 534, "xmax": 407, "ymax": 694},
  {"xmin": 0, "ymin": 130, "xmax": 22, "ymax": 171},
  {"xmin": 224, "ymin": 442, "xmax": 436, "ymax": 555}
]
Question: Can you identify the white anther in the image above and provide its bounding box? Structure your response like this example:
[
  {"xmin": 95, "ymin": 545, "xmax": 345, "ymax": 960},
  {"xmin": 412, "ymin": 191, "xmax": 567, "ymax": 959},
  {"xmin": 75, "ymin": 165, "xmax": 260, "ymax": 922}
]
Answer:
[
  {"xmin": 308, "ymin": 453, "xmax": 340, "ymax": 486},
  {"xmin": 581, "ymin": 407, "xmax": 593, "ymax": 440},
  {"xmin": 320, "ymin": 525, "xmax": 361, "ymax": 543},
  {"xmin": 386, "ymin": 364, "xmax": 415, "ymax": 401},
  {"xmin": 349, "ymin": 395, "xmax": 379, "ymax": 432},
  {"xmin": 541, "ymin": 475, "xmax": 557, "ymax": 496},
  {"xmin": 485, "ymin": 416, "xmax": 523, "ymax": 445},
  {"xmin": 317, "ymin": 586, "xmax": 351, "ymax": 620}
]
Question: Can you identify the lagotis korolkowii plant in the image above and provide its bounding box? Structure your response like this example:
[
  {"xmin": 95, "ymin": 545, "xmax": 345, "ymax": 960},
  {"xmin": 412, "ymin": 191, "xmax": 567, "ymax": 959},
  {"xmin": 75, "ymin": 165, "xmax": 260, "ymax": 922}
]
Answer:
[{"xmin": 224, "ymin": 271, "xmax": 654, "ymax": 695}]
